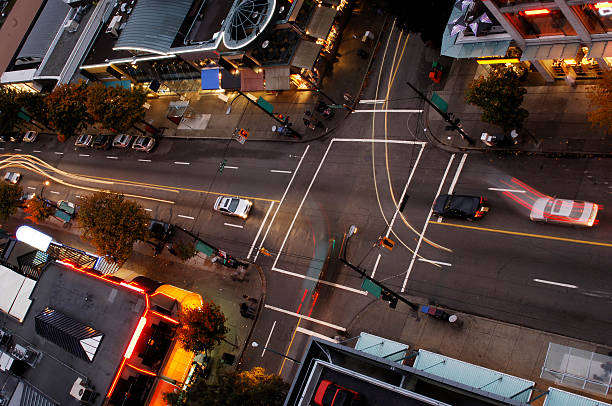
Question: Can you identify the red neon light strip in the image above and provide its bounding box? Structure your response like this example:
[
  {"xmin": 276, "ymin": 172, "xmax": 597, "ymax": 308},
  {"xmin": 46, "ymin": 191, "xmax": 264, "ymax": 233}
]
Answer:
[
  {"xmin": 126, "ymin": 363, "xmax": 157, "ymax": 376},
  {"xmin": 149, "ymin": 309, "xmax": 179, "ymax": 324},
  {"xmin": 119, "ymin": 282, "xmax": 145, "ymax": 293},
  {"xmin": 107, "ymin": 358, "xmax": 127, "ymax": 398},
  {"xmin": 124, "ymin": 317, "xmax": 147, "ymax": 359},
  {"xmin": 595, "ymin": 2, "xmax": 612, "ymax": 8},
  {"xmin": 524, "ymin": 8, "xmax": 550, "ymax": 15}
]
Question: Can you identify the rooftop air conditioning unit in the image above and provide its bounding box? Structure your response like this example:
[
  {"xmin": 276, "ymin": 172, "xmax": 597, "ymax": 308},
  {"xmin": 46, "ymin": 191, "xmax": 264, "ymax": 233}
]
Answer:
[
  {"xmin": 70, "ymin": 377, "xmax": 96, "ymax": 403},
  {"xmin": 64, "ymin": 19, "xmax": 79, "ymax": 32},
  {"xmin": 106, "ymin": 15, "xmax": 122, "ymax": 38}
]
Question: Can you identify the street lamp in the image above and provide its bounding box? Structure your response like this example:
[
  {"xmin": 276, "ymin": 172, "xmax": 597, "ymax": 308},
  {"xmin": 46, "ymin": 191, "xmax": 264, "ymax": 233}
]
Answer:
[
  {"xmin": 41, "ymin": 180, "xmax": 50, "ymax": 200},
  {"xmin": 251, "ymin": 341, "xmax": 301, "ymax": 364}
]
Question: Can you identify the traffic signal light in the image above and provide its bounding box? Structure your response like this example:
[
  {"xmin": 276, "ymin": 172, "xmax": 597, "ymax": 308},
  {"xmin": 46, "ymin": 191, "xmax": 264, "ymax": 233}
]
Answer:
[{"xmin": 239, "ymin": 128, "xmax": 249, "ymax": 138}]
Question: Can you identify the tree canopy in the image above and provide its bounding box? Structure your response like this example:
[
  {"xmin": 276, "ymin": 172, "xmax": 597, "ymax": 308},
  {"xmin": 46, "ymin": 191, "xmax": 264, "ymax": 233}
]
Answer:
[
  {"xmin": 465, "ymin": 66, "xmax": 529, "ymax": 131},
  {"xmin": 24, "ymin": 198, "xmax": 54, "ymax": 224},
  {"xmin": 0, "ymin": 87, "xmax": 21, "ymax": 135},
  {"xmin": 164, "ymin": 367, "xmax": 289, "ymax": 406},
  {"xmin": 17, "ymin": 91, "xmax": 50, "ymax": 128},
  {"xmin": 176, "ymin": 302, "xmax": 228, "ymax": 354},
  {"xmin": 587, "ymin": 70, "xmax": 612, "ymax": 133},
  {"xmin": 0, "ymin": 182, "xmax": 23, "ymax": 224},
  {"xmin": 77, "ymin": 191, "xmax": 149, "ymax": 265},
  {"xmin": 46, "ymin": 82, "xmax": 91, "ymax": 141},
  {"xmin": 85, "ymin": 83, "xmax": 148, "ymax": 132}
]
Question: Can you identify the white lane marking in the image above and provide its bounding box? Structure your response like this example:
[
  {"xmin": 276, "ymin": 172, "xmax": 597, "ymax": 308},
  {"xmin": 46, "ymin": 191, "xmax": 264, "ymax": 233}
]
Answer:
[
  {"xmin": 33, "ymin": 150, "xmax": 42, "ymax": 153},
  {"xmin": 352, "ymin": 109, "xmax": 423, "ymax": 113},
  {"xmin": 144, "ymin": 208, "xmax": 152, "ymax": 212},
  {"xmin": 224, "ymin": 166, "xmax": 239, "ymax": 169},
  {"xmin": 488, "ymin": 188, "xmax": 526, "ymax": 193},
  {"xmin": 418, "ymin": 258, "xmax": 452, "ymax": 267},
  {"xmin": 296, "ymin": 327, "xmax": 339, "ymax": 343},
  {"xmin": 177, "ymin": 214, "xmax": 195, "ymax": 220},
  {"xmin": 272, "ymin": 267, "xmax": 367, "ymax": 296},
  {"xmin": 253, "ymin": 145, "xmax": 310, "ymax": 262},
  {"xmin": 0, "ymin": 148, "xmax": 4, "ymax": 150},
  {"xmin": 372, "ymin": 143, "xmax": 426, "ymax": 278},
  {"xmin": 270, "ymin": 170, "xmax": 292, "ymax": 174},
  {"xmin": 447, "ymin": 153, "xmax": 468, "ymax": 195},
  {"xmin": 264, "ymin": 304, "xmax": 346, "ymax": 331},
  {"xmin": 359, "ymin": 99, "xmax": 386, "ymax": 104},
  {"xmin": 174, "ymin": 161, "xmax": 190, "ymax": 165},
  {"xmin": 533, "ymin": 279, "xmax": 577, "ymax": 289},
  {"xmin": 402, "ymin": 154, "xmax": 456, "ymax": 292},
  {"xmin": 106, "ymin": 156, "xmax": 118, "ymax": 159},
  {"xmin": 261, "ymin": 320, "xmax": 276, "ymax": 357},
  {"xmin": 14, "ymin": 148, "xmax": 22, "ymax": 152},
  {"xmin": 54, "ymin": 152, "xmax": 64, "ymax": 155},
  {"xmin": 75, "ymin": 195, "xmax": 83, "ymax": 198},
  {"xmin": 334, "ymin": 138, "xmax": 426, "ymax": 146},
  {"xmin": 49, "ymin": 191, "xmax": 60, "ymax": 195},
  {"xmin": 272, "ymin": 141, "xmax": 333, "ymax": 270},
  {"xmin": 224, "ymin": 223, "xmax": 243, "ymax": 229},
  {"xmin": 247, "ymin": 201, "xmax": 275, "ymax": 259},
  {"xmin": 79, "ymin": 154, "xmax": 90, "ymax": 157},
  {"xmin": 138, "ymin": 159, "xmax": 151, "ymax": 162},
  {"xmin": 27, "ymin": 187, "xmax": 36, "ymax": 190}
]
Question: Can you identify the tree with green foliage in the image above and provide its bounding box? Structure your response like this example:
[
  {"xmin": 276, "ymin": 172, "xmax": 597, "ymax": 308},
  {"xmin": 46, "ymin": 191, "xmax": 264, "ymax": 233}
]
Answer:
[
  {"xmin": 465, "ymin": 66, "xmax": 529, "ymax": 132},
  {"xmin": 587, "ymin": 70, "xmax": 612, "ymax": 133},
  {"xmin": 77, "ymin": 191, "xmax": 149, "ymax": 265},
  {"xmin": 164, "ymin": 367, "xmax": 289, "ymax": 406},
  {"xmin": 0, "ymin": 182, "xmax": 23, "ymax": 224},
  {"xmin": 176, "ymin": 302, "xmax": 228, "ymax": 354},
  {"xmin": 85, "ymin": 82, "xmax": 148, "ymax": 132},
  {"xmin": 24, "ymin": 198, "xmax": 54, "ymax": 224},
  {"xmin": 0, "ymin": 87, "xmax": 20, "ymax": 134},
  {"xmin": 175, "ymin": 241, "xmax": 196, "ymax": 262},
  {"xmin": 16, "ymin": 91, "xmax": 50, "ymax": 128},
  {"xmin": 46, "ymin": 82, "xmax": 91, "ymax": 141}
]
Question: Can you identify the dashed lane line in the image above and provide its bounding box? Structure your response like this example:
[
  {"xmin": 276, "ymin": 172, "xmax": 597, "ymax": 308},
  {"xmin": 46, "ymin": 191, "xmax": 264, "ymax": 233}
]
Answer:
[
  {"xmin": 79, "ymin": 154, "xmax": 90, "ymax": 157},
  {"xmin": 270, "ymin": 170, "xmax": 292, "ymax": 174},
  {"xmin": 106, "ymin": 156, "xmax": 118, "ymax": 160},
  {"xmin": 224, "ymin": 223, "xmax": 243, "ymax": 229},
  {"xmin": 54, "ymin": 152, "xmax": 64, "ymax": 155},
  {"xmin": 174, "ymin": 161, "xmax": 190, "ymax": 165},
  {"xmin": 138, "ymin": 159, "xmax": 151, "ymax": 162},
  {"xmin": 177, "ymin": 214, "xmax": 195, "ymax": 220}
]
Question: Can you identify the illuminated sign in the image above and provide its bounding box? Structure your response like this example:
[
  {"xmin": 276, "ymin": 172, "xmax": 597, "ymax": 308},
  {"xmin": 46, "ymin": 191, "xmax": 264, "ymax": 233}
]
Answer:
[
  {"xmin": 594, "ymin": 2, "xmax": 612, "ymax": 16},
  {"xmin": 477, "ymin": 58, "xmax": 521, "ymax": 64},
  {"xmin": 124, "ymin": 316, "xmax": 147, "ymax": 359},
  {"xmin": 16, "ymin": 226, "xmax": 52, "ymax": 251},
  {"xmin": 523, "ymin": 8, "xmax": 551, "ymax": 16}
]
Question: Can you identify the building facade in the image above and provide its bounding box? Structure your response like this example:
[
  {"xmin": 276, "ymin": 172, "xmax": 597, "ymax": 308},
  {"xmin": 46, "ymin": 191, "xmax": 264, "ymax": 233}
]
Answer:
[{"xmin": 443, "ymin": 0, "xmax": 612, "ymax": 82}]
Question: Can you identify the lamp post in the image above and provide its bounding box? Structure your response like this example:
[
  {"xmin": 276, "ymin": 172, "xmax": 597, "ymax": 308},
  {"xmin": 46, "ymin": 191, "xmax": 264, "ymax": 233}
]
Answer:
[
  {"xmin": 251, "ymin": 342, "xmax": 301, "ymax": 364},
  {"xmin": 40, "ymin": 180, "xmax": 50, "ymax": 200}
]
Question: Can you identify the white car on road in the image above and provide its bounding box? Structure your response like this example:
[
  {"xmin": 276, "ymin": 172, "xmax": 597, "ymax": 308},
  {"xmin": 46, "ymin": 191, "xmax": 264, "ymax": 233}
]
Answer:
[
  {"xmin": 530, "ymin": 197, "xmax": 598, "ymax": 227},
  {"xmin": 23, "ymin": 131, "xmax": 38, "ymax": 143},
  {"xmin": 4, "ymin": 172, "xmax": 21, "ymax": 184},
  {"xmin": 214, "ymin": 196, "xmax": 252, "ymax": 219}
]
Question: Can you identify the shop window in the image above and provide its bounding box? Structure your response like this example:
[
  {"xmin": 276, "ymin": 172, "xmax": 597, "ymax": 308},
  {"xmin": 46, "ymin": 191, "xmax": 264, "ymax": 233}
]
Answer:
[
  {"xmin": 506, "ymin": 8, "xmax": 576, "ymax": 38},
  {"xmin": 571, "ymin": 4, "xmax": 612, "ymax": 34}
]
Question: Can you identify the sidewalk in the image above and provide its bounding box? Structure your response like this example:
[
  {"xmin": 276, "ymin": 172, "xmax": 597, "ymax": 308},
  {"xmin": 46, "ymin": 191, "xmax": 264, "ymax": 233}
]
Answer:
[
  {"xmin": 5, "ymin": 213, "xmax": 264, "ymax": 380},
  {"xmin": 347, "ymin": 298, "xmax": 612, "ymax": 404},
  {"xmin": 139, "ymin": 0, "xmax": 386, "ymax": 144},
  {"xmin": 424, "ymin": 59, "xmax": 612, "ymax": 157}
]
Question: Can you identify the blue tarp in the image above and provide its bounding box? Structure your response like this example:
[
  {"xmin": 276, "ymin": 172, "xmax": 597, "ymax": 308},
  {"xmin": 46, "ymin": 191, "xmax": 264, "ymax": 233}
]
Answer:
[{"xmin": 201, "ymin": 68, "xmax": 220, "ymax": 90}]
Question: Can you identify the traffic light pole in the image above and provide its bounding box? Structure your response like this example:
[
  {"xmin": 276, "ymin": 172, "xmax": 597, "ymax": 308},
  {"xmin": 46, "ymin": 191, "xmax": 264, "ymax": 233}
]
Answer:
[
  {"xmin": 405, "ymin": 81, "xmax": 474, "ymax": 145},
  {"xmin": 236, "ymin": 90, "xmax": 303, "ymax": 139}
]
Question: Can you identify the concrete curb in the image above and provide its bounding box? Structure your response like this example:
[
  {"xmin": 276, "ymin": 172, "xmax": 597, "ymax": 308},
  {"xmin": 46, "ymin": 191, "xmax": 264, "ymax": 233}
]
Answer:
[{"xmin": 162, "ymin": 126, "xmax": 337, "ymax": 144}]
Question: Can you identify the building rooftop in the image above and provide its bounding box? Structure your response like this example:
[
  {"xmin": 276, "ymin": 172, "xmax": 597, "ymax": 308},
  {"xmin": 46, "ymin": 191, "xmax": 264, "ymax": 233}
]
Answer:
[
  {"xmin": 0, "ymin": 262, "xmax": 145, "ymax": 405},
  {"xmin": 0, "ymin": 0, "xmax": 45, "ymax": 75}
]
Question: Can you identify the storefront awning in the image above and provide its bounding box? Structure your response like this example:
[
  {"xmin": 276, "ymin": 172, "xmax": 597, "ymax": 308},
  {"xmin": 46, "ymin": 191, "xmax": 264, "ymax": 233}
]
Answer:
[
  {"xmin": 306, "ymin": 6, "xmax": 337, "ymax": 39},
  {"xmin": 292, "ymin": 40, "xmax": 322, "ymax": 70},
  {"xmin": 201, "ymin": 68, "xmax": 220, "ymax": 90},
  {"xmin": 240, "ymin": 68, "xmax": 265, "ymax": 92},
  {"xmin": 587, "ymin": 41, "xmax": 612, "ymax": 58},
  {"xmin": 520, "ymin": 43, "xmax": 580, "ymax": 61},
  {"xmin": 265, "ymin": 67, "xmax": 291, "ymax": 91},
  {"xmin": 443, "ymin": 39, "xmax": 511, "ymax": 59}
]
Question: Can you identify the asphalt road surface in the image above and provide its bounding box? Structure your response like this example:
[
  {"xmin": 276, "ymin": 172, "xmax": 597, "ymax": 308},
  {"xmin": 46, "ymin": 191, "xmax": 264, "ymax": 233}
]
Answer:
[{"xmin": 2, "ymin": 27, "xmax": 611, "ymax": 381}]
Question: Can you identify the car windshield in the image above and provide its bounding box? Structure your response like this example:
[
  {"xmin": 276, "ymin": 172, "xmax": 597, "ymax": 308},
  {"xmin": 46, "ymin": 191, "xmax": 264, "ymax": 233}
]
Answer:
[
  {"xmin": 228, "ymin": 198, "xmax": 239, "ymax": 212},
  {"xmin": 569, "ymin": 201, "xmax": 586, "ymax": 218},
  {"xmin": 79, "ymin": 135, "xmax": 87, "ymax": 143}
]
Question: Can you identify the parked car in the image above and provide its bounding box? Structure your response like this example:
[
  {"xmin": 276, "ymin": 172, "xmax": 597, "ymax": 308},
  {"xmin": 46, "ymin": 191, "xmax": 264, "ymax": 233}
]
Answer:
[
  {"xmin": 9, "ymin": 132, "xmax": 24, "ymax": 143},
  {"xmin": 0, "ymin": 134, "xmax": 7, "ymax": 143},
  {"xmin": 75, "ymin": 134, "xmax": 93, "ymax": 148},
  {"xmin": 4, "ymin": 171, "xmax": 21, "ymax": 184},
  {"xmin": 23, "ymin": 131, "xmax": 38, "ymax": 143},
  {"xmin": 112, "ymin": 134, "xmax": 133, "ymax": 148},
  {"xmin": 314, "ymin": 380, "xmax": 360, "ymax": 406},
  {"xmin": 433, "ymin": 194, "xmax": 489, "ymax": 220},
  {"xmin": 132, "ymin": 136, "xmax": 155, "ymax": 152},
  {"xmin": 530, "ymin": 197, "xmax": 598, "ymax": 227},
  {"xmin": 57, "ymin": 200, "xmax": 76, "ymax": 216},
  {"xmin": 214, "ymin": 196, "xmax": 252, "ymax": 219},
  {"xmin": 148, "ymin": 219, "xmax": 173, "ymax": 242},
  {"xmin": 91, "ymin": 134, "xmax": 110, "ymax": 149}
]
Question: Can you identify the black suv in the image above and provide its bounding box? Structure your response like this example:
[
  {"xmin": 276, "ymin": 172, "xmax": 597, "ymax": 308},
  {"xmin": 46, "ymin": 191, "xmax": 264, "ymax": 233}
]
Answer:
[
  {"xmin": 433, "ymin": 194, "xmax": 489, "ymax": 220},
  {"xmin": 91, "ymin": 134, "xmax": 110, "ymax": 149}
]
